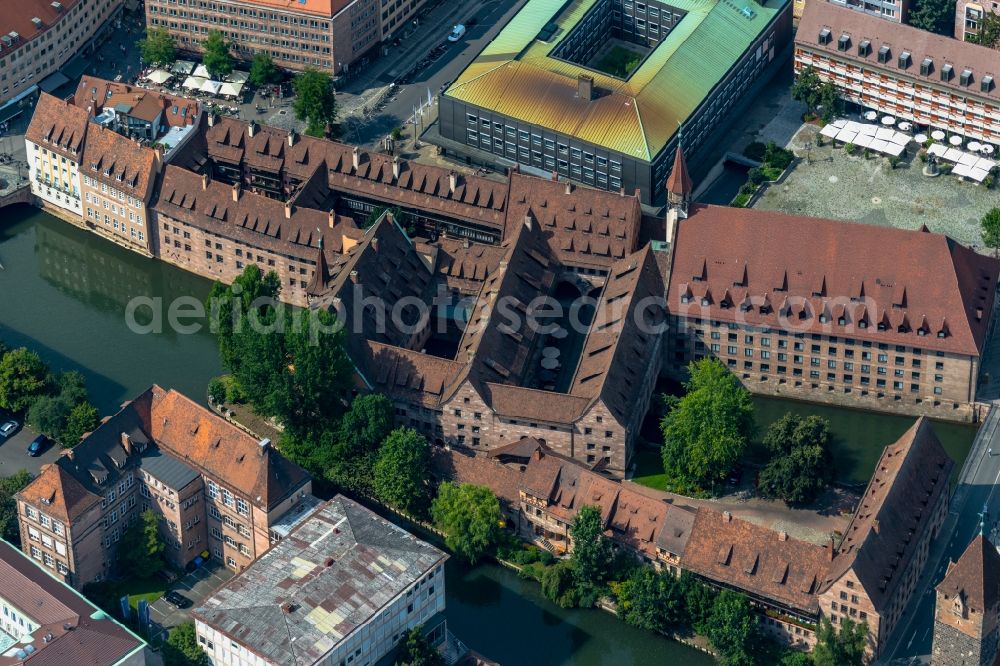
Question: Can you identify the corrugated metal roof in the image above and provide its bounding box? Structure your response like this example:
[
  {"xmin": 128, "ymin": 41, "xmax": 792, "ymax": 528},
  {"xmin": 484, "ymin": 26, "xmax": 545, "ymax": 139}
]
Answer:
[{"xmin": 445, "ymin": 0, "xmax": 789, "ymax": 160}]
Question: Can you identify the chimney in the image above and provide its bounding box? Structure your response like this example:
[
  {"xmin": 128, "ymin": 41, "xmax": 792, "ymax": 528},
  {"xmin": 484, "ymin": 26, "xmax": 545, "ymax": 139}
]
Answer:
[
  {"xmin": 248, "ymin": 121, "xmax": 257, "ymax": 138},
  {"xmin": 351, "ymin": 146, "xmax": 360, "ymax": 171},
  {"xmin": 778, "ymin": 531, "xmax": 788, "ymax": 542},
  {"xmin": 350, "ymin": 270, "xmax": 359, "ymax": 283},
  {"xmin": 63, "ymin": 448, "xmax": 75, "ymax": 462},
  {"xmin": 232, "ymin": 183, "xmax": 240, "ymax": 202},
  {"xmin": 551, "ymin": 170, "xmax": 558, "ymax": 182},
  {"xmin": 448, "ymin": 171, "xmax": 458, "ymax": 194},
  {"xmin": 565, "ymin": 182, "xmax": 573, "ymax": 195},
  {"xmin": 392, "ymin": 156, "xmax": 401, "ymax": 180},
  {"xmin": 523, "ymin": 214, "xmax": 532, "ymax": 230},
  {"xmin": 120, "ymin": 432, "xmax": 132, "ymax": 456},
  {"xmin": 201, "ymin": 172, "xmax": 210, "ymax": 190},
  {"xmin": 722, "ymin": 510, "xmax": 732, "ymax": 523},
  {"xmin": 619, "ymin": 187, "xmax": 625, "ymax": 197},
  {"xmin": 577, "ymin": 74, "xmax": 594, "ymax": 101},
  {"xmin": 873, "ymin": 519, "xmax": 880, "ymax": 534},
  {"xmin": 287, "ymin": 129, "xmax": 297, "ymax": 147},
  {"xmin": 532, "ymin": 447, "xmax": 543, "ymax": 461},
  {"xmin": 977, "ymin": 307, "xmax": 984, "ymax": 321},
  {"xmin": 463, "ymin": 237, "xmax": 471, "ymax": 249},
  {"xmin": 284, "ymin": 201, "xmax": 292, "ymax": 219},
  {"xmin": 280, "ymin": 602, "xmax": 294, "ymax": 614},
  {"xmin": 259, "ymin": 438, "xmax": 271, "ymax": 456},
  {"xmin": 371, "ymin": 236, "xmax": 379, "ymax": 252},
  {"xmin": 328, "ymin": 209, "xmax": 336, "ymax": 229}
]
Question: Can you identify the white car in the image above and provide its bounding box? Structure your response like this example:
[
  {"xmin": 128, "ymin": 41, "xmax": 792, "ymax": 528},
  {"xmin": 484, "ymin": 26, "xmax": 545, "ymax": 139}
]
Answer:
[{"xmin": 447, "ymin": 24, "xmax": 466, "ymax": 42}]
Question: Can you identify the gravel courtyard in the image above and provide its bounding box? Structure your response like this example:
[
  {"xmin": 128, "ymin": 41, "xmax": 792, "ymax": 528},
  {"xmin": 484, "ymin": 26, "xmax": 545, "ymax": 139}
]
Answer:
[{"xmin": 753, "ymin": 123, "xmax": 998, "ymax": 248}]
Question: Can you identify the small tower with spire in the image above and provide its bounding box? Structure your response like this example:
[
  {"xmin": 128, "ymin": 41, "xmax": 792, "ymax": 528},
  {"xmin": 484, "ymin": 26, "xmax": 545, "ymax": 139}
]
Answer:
[{"xmin": 664, "ymin": 128, "xmax": 692, "ymax": 244}]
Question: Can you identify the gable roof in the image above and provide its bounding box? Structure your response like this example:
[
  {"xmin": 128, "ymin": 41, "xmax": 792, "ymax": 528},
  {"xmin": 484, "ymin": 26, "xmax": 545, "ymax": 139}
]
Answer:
[
  {"xmin": 822, "ymin": 418, "xmax": 953, "ymax": 609},
  {"xmin": 669, "ymin": 205, "xmax": 1000, "ymax": 356},
  {"xmin": 16, "ymin": 464, "xmax": 101, "ymax": 523},
  {"xmin": 81, "ymin": 125, "xmax": 159, "ymax": 199},
  {"xmin": 74, "ymin": 75, "xmax": 200, "ymax": 129},
  {"xmin": 25, "ymin": 93, "xmax": 90, "ymax": 160},
  {"xmin": 936, "ymin": 535, "xmax": 1000, "ymax": 621}
]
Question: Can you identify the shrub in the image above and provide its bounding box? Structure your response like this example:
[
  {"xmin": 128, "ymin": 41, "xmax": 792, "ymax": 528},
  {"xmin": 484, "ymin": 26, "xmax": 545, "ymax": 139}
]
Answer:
[
  {"xmin": 746, "ymin": 168, "xmax": 765, "ymax": 186},
  {"xmin": 743, "ymin": 141, "xmax": 767, "ymax": 162},
  {"xmin": 208, "ymin": 377, "xmax": 227, "ymax": 404},
  {"xmin": 863, "ymin": 148, "xmax": 871, "ymax": 159},
  {"xmin": 984, "ymin": 175, "xmax": 995, "ymax": 189},
  {"xmin": 731, "ymin": 192, "xmax": 751, "ymax": 208},
  {"xmin": 816, "ymin": 135, "xmax": 825, "ymax": 147},
  {"xmin": 844, "ymin": 143, "xmax": 858, "ymax": 155},
  {"xmin": 888, "ymin": 156, "xmax": 900, "ymax": 169},
  {"xmin": 940, "ymin": 163, "xmax": 953, "ymax": 174},
  {"xmin": 763, "ymin": 141, "xmax": 794, "ymax": 170},
  {"xmin": 390, "ymin": 126, "xmax": 404, "ymax": 141}
]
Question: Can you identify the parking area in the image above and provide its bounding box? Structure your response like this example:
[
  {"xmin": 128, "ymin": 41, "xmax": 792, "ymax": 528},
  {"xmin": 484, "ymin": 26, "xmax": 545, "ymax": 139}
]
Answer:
[
  {"xmin": 0, "ymin": 423, "xmax": 60, "ymax": 477},
  {"xmin": 147, "ymin": 560, "xmax": 233, "ymax": 640}
]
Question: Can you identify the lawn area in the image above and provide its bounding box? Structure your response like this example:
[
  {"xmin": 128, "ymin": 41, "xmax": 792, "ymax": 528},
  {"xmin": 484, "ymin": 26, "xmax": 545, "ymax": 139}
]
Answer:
[
  {"xmin": 592, "ymin": 45, "xmax": 643, "ymax": 77},
  {"xmin": 632, "ymin": 447, "xmax": 669, "ymax": 491},
  {"xmin": 86, "ymin": 576, "xmax": 167, "ymax": 617}
]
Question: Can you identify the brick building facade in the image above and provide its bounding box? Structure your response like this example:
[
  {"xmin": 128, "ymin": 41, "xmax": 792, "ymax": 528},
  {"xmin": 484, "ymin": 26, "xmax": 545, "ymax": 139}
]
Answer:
[
  {"xmin": 931, "ymin": 534, "xmax": 1000, "ymax": 666},
  {"xmin": 954, "ymin": 0, "xmax": 1000, "ymax": 43},
  {"xmin": 16, "ymin": 386, "xmax": 314, "ymax": 589}
]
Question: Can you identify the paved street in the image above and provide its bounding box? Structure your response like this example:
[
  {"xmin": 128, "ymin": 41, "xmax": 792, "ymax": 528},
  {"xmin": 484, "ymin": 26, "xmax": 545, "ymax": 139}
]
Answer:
[
  {"xmin": 147, "ymin": 561, "xmax": 233, "ymax": 642},
  {"xmin": 0, "ymin": 423, "xmax": 59, "ymax": 477},
  {"xmin": 879, "ymin": 405, "xmax": 1000, "ymax": 664}
]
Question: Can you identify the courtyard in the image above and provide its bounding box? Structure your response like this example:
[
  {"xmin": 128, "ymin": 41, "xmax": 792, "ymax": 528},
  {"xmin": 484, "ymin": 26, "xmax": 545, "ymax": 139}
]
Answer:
[{"xmin": 753, "ymin": 122, "xmax": 998, "ymax": 248}]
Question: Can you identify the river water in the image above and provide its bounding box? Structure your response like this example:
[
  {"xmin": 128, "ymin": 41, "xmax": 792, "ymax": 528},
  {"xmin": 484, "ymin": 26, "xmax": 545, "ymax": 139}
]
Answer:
[{"xmin": 0, "ymin": 207, "xmax": 714, "ymax": 665}]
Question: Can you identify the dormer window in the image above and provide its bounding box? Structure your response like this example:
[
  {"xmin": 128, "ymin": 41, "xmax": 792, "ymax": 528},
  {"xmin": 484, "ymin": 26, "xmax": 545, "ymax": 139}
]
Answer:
[
  {"xmin": 898, "ymin": 52, "xmax": 911, "ymax": 69},
  {"xmin": 681, "ymin": 295, "xmax": 690, "ymax": 304},
  {"xmin": 920, "ymin": 58, "xmax": 933, "ymax": 76},
  {"xmin": 838, "ymin": 34, "xmax": 850, "ymax": 51},
  {"xmin": 878, "ymin": 46, "xmax": 891, "ymax": 64},
  {"xmin": 960, "ymin": 69, "xmax": 972, "ymax": 86},
  {"xmin": 941, "ymin": 64, "xmax": 953, "ymax": 81},
  {"xmin": 819, "ymin": 314, "xmax": 828, "ymax": 323},
  {"xmin": 818, "ymin": 28, "xmax": 831, "ymax": 45},
  {"xmin": 700, "ymin": 297, "xmax": 710, "ymax": 306},
  {"xmin": 983, "ymin": 75, "xmax": 995, "ymax": 93},
  {"xmin": 858, "ymin": 40, "xmax": 870, "ymax": 57},
  {"xmin": 838, "ymin": 317, "xmax": 846, "ymax": 325},
  {"xmin": 859, "ymin": 321, "xmax": 868, "ymax": 329},
  {"xmin": 937, "ymin": 330, "xmax": 947, "ymax": 338}
]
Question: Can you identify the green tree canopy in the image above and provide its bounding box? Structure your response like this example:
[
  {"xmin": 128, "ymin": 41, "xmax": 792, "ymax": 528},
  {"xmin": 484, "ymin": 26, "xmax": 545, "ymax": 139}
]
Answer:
[
  {"xmin": 0, "ymin": 470, "xmax": 33, "ymax": 546},
  {"xmin": 395, "ymin": 626, "xmax": 444, "ymax": 666},
  {"xmin": 970, "ymin": 12, "xmax": 1000, "ymax": 47},
  {"xmin": 615, "ymin": 566, "xmax": 684, "ymax": 632},
  {"xmin": 758, "ymin": 413, "xmax": 834, "ymax": 504},
  {"xmin": 818, "ymin": 81, "xmax": 843, "ymax": 123},
  {"xmin": 163, "ymin": 622, "xmax": 210, "ymax": 666},
  {"xmin": 813, "ymin": 617, "xmax": 867, "ymax": 666},
  {"xmin": 982, "ymin": 208, "xmax": 1000, "ymax": 255},
  {"xmin": 201, "ymin": 30, "xmax": 233, "ymax": 79},
  {"xmin": 27, "ymin": 395, "xmax": 72, "ymax": 440},
  {"xmin": 538, "ymin": 560, "xmax": 580, "ymax": 608},
  {"xmin": 909, "ymin": 0, "xmax": 954, "ymax": 35},
  {"xmin": 570, "ymin": 504, "xmax": 614, "ymax": 599},
  {"xmin": 678, "ymin": 572, "xmax": 716, "ymax": 634},
  {"xmin": 790, "ymin": 66, "xmax": 823, "ymax": 114},
  {"xmin": 707, "ymin": 590, "xmax": 760, "ymax": 666},
  {"xmin": 661, "ymin": 358, "xmax": 755, "ymax": 493},
  {"xmin": 292, "ymin": 68, "xmax": 339, "ymax": 138},
  {"xmin": 62, "ymin": 402, "xmax": 100, "ymax": 448},
  {"xmin": 26, "ymin": 371, "xmax": 95, "ymax": 445},
  {"xmin": 139, "ymin": 27, "xmax": 176, "ymax": 67},
  {"xmin": 249, "ymin": 52, "xmax": 282, "ymax": 87},
  {"xmin": 431, "ymin": 483, "xmax": 503, "ymax": 563},
  {"xmin": 374, "ymin": 428, "xmax": 431, "ymax": 515},
  {"xmin": 0, "ymin": 347, "xmax": 51, "ymax": 412},
  {"xmin": 118, "ymin": 510, "xmax": 165, "ymax": 579}
]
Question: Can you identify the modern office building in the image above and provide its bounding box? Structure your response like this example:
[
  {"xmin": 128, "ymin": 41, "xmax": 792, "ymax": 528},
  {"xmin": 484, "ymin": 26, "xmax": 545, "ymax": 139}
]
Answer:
[
  {"xmin": 16, "ymin": 385, "xmax": 314, "ymax": 589},
  {"xmin": 192, "ymin": 496, "xmax": 448, "ymax": 666},
  {"xmin": 0, "ymin": 539, "xmax": 149, "ymax": 665},
  {"xmin": 0, "ymin": 0, "xmax": 123, "ymax": 113},
  {"xmin": 144, "ymin": 0, "xmax": 428, "ymax": 76},
  {"xmin": 796, "ymin": 1, "xmax": 1000, "ymax": 143},
  {"xmin": 954, "ymin": 0, "xmax": 1000, "ymax": 42},
  {"xmin": 436, "ymin": 0, "xmax": 792, "ymax": 205},
  {"xmin": 931, "ymin": 533, "xmax": 1000, "ymax": 666}
]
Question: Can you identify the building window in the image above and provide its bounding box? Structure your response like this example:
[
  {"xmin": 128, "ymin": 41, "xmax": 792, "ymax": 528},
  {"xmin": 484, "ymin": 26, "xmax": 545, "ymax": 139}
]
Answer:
[{"xmin": 236, "ymin": 497, "xmax": 249, "ymax": 517}]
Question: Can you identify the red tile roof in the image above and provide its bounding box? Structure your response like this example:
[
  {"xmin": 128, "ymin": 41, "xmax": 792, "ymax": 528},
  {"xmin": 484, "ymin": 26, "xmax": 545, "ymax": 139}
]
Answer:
[
  {"xmin": 822, "ymin": 418, "xmax": 953, "ymax": 610},
  {"xmin": 25, "ymin": 93, "xmax": 90, "ymax": 161},
  {"xmin": 81, "ymin": 125, "xmax": 159, "ymax": 201},
  {"xmin": 936, "ymin": 535, "xmax": 1000, "ymax": 623},
  {"xmin": 74, "ymin": 76, "xmax": 200, "ymax": 129},
  {"xmin": 0, "ymin": 0, "xmax": 81, "ymax": 57},
  {"xmin": 17, "ymin": 463, "xmax": 101, "ymax": 523},
  {"xmin": 669, "ymin": 205, "xmax": 1000, "ymax": 356},
  {"xmin": 666, "ymin": 145, "xmax": 692, "ymax": 197}
]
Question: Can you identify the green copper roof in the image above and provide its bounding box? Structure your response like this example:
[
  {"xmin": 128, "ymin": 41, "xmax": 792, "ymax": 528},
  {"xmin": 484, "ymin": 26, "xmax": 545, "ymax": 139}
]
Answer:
[{"xmin": 445, "ymin": 0, "xmax": 788, "ymax": 161}]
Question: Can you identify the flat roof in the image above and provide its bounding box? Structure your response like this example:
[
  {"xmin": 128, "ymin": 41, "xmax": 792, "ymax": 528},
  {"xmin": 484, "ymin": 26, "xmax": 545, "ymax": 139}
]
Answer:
[
  {"xmin": 444, "ymin": 0, "xmax": 788, "ymax": 161},
  {"xmin": 193, "ymin": 496, "xmax": 447, "ymax": 665}
]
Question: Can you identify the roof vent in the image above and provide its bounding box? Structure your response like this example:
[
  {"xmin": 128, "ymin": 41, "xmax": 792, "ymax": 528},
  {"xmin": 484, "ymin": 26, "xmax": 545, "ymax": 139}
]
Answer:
[
  {"xmin": 51, "ymin": 1, "xmax": 62, "ymax": 10},
  {"xmin": 281, "ymin": 602, "xmax": 295, "ymax": 613},
  {"xmin": 31, "ymin": 18, "xmax": 43, "ymax": 28},
  {"xmin": 324, "ymin": 556, "xmax": 335, "ymax": 567}
]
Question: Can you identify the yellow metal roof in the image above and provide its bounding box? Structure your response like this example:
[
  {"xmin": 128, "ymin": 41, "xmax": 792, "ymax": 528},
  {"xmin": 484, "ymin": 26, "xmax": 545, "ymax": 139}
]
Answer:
[{"xmin": 446, "ymin": 0, "xmax": 789, "ymax": 161}]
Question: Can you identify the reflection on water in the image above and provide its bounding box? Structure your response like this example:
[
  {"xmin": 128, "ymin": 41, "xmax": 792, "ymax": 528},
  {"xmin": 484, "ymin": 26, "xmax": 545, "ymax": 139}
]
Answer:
[{"xmin": 0, "ymin": 205, "xmax": 223, "ymax": 413}]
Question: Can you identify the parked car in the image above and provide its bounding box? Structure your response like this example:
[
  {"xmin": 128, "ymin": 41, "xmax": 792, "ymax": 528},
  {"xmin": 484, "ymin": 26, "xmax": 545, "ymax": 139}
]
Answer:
[
  {"xmin": 164, "ymin": 591, "xmax": 192, "ymax": 609},
  {"xmin": 26, "ymin": 434, "xmax": 48, "ymax": 457},
  {"xmin": 447, "ymin": 24, "xmax": 466, "ymax": 42},
  {"xmin": 0, "ymin": 420, "xmax": 18, "ymax": 440}
]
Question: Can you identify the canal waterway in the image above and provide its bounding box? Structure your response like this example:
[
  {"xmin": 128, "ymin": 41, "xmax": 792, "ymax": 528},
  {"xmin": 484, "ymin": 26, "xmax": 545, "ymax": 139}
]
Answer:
[{"xmin": 0, "ymin": 207, "xmax": 714, "ymax": 665}]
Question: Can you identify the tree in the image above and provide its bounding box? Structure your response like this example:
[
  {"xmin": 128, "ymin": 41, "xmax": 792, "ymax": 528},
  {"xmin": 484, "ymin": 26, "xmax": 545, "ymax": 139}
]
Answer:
[
  {"xmin": 374, "ymin": 428, "xmax": 431, "ymax": 515},
  {"xmin": 62, "ymin": 402, "xmax": 99, "ymax": 447},
  {"xmin": 57, "ymin": 371, "xmax": 89, "ymax": 406},
  {"xmin": 791, "ymin": 66, "xmax": 823, "ymax": 115},
  {"xmin": 569, "ymin": 505, "xmax": 614, "ymax": 599},
  {"xmin": 813, "ymin": 617, "xmax": 867, "ymax": 666},
  {"xmin": 778, "ymin": 651, "xmax": 813, "ymax": 666},
  {"xmin": 538, "ymin": 560, "xmax": 580, "ymax": 608},
  {"xmin": 118, "ymin": 510, "xmax": 165, "ymax": 579},
  {"xmin": 660, "ymin": 358, "xmax": 755, "ymax": 493},
  {"xmin": 201, "ymin": 30, "xmax": 233, "ymax": 79},
  {"xmin": 707, "ymin": 590, "xmax": 760, "ymax": 666},
  {"xmin": 139, "ymin": 27, "xmax": 177, "ymax": 67},
  {"xmin": 208, "ymin": 376, "xmax": 227, "ymax": 405},
  {"xmin": 27, "ymin": 395, "xmax": 72, "ymax": 440},
  {"xmin": 970, "ymin": 12, "xmax": 1000, "ymax": 48},
  {"xmin": 0, "ymin": 347, "xmax": 51, "ymax": 412},
  {"xmin": 909, "ymin": 0, "xmax": 954, "ymax": 35},
  {"xmin": 325, "ymin": 393, "xmax": 395, "ymax": 493},
  {"xmin": 292, "ymin": 68, "xmax": 339, "ymax": 138},
  {"xmin": 982, "ymin": 208, "xmax": 1000, "ymax": 255},
  {"xmin": 818, "ymin": 81, "xmax": 843, "ymax": 123},
  {"xmin": 615, "ymin": 566, "xmax": 683, "ymax": 632},
  {"xmin": 431, "ymin": 483, "xmax": 503, "ymax": 563},
  {"xmin": 679, "ymin": 572, "xmax": 716, "ymax": 634},
  {"xmin": 162, "ymin": 622, "xmax": 210, "ymax": 666},
  {"xmin": 249, "ymin": 52, "xmax": 281, "ymax": 87},
  {"xmin": 396, "ymin": 626, "xmax": 444, "ymax": 666},
  {"xmin": 0, "ymin": 470, "xmax": 33, "ymax": 546},
  {"xmin": 758, "ymin": 413, "xmax": 834, "ymax": 505}
]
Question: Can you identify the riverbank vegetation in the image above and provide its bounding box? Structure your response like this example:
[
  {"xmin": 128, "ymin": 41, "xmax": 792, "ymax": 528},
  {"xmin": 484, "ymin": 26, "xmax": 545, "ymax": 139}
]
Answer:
[{"xmin": 0, "ymin": 342, "xmax": 100, "ymax": 447}]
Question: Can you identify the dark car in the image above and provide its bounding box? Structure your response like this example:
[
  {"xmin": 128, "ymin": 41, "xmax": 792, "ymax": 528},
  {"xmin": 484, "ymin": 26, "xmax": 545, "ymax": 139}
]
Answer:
[
  {"xmin": 164, "ymin": 591, "xmax": 192, "ymax": 609},
  {"xmin": 26, "ymin": 435, "xmax": 48, "ymax": 457}
]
